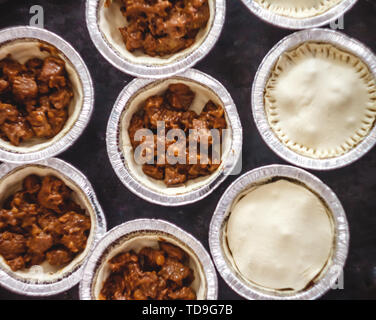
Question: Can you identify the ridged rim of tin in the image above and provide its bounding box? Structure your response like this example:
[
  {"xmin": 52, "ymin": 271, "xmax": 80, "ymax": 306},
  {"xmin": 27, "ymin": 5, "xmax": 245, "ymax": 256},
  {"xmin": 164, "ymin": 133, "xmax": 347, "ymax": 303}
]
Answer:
[
  {"xmin": 209, "ymin": 164, "xmax": 349, "ymax": 300},
  {"xmin": 106, "ymin": 68, "xmax": 242, "ymax": 206},
  {"xmin": 252, "ymin": 28, "xmax": 376, "ymax": 171},
  {"xmin": 240, "ymin": 0, "xmax": 357, "ymax": 29},
  {"xmin": 0, "ymin": 26, "xmax": 94, "ymax": 164},
  {"xmin": 85, "ymin": 0, "xmax": 225, "ymax": 78},
  {"xmin": 0, "ymin": 158, "xmax": 107, "ymax": 296},
  {"xmin": 79, "ymin": 218, "xmax": 218, "ymax": 300}
]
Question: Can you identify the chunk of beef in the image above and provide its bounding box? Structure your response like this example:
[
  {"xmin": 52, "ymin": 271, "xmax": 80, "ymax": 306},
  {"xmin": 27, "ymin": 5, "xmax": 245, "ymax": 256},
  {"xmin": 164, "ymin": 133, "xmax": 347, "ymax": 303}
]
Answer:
[
  {"xmin": 142, "ymin": 164, "xmax": 164, "ymax": 180},
  {"xmin": 159, "ymin": 241, "xmax": 187, "ymax": 261},
  {"xmin": 128, "ymin": 113, "xmax": 145, "ymax": 149},
  {"xmin": 38, "ymin": 57, "xmax": 65, "ymax": 82},
  {"xmin": 0, "ymin": 117, "xmax": 34, "ymax": 146},
  {"xmin": 0, "ymin": 103, "xmax": 18, "ymax": 125},
  {"xmin": 168, "ymin": 286, "xmax": 196, "ymax": 300},
  {"xmin": 158, "ymin": 257, "xmax": 193, "ymax": 286},
  {"xmin": 0, "ymin": 79, "xmax": 9, "ymax": 94},
  {"xmin": 49, "ymin": 88, "xmax": 73, "ymax": 109},
  {"xmin": 12, "ymin": 76, "xmax": 38, "ymax": 102},
  {"xmin": 27, "ymin": 108, "xmax": 54, "ymax": 138},
  {"xmin": 108, "ymin": 251, "xmax": 139, "ymax": 273},
  {"xmin": 7, "ymin": 256, "xmax": 25, "ymax": 271},
  {"xmin": 23, "ymin": 175, "xmax": 41, "ymax": 194},
  {"xmin": 166, "ymin": 83, "xmax": 195, "ymax": 111},
  {"xmin": 0, "ymin": 231, "xmax": 26, "ymax": 260},
  {"xmin": 59, "ymin": 211, "xmax": 91, "ymax": 253},
  {"xmin": 1, "ymin": 58, "xmax": 25, "ymax": 80},
  {"xmin": 139, "ymin": 247, "xmax": 165, "ymax": 268},
  {"xmin": 164, "ymin": 166, "xmax": 187, "ymax": 186},
  {"xmin": 46, "ymin": 248, "xmax": 72, "ymax": 266},
  {"xmin": 37, "ymin": 176, "xmax": 71, "ymax": 213},
  {"xmin": 26, "ymin": 232, "xmax": 54, "ymax": 256}
]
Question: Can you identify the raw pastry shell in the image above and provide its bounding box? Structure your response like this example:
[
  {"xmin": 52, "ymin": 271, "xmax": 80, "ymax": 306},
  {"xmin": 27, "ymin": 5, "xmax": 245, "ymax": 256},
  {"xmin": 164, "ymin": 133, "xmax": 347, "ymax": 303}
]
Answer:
[
  {"xmin": 119, "ymin": 77, "xmax": 232, "ymax": 196},
  {"xmin": 99, "ymin": 0, "xmax": 215, "ymax": 66},
  {"xmin": 0, "ymin": 39, "xmax": 84, "ymax": 154},
  {"xmin": 254, "ymin": 0, "xmax": 343, "ymax": 19},
  {"xmin": 264, "ymin": 42, "xmax": 376, "ymax": 159},
  {"xmin": 0, "ymin": 165, "xmax": 96, "ymax": 283}
]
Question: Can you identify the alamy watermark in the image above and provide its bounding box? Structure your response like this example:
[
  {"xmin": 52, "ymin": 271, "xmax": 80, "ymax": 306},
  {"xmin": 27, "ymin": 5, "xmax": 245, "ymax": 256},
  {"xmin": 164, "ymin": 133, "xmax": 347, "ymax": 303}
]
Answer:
[
  {"xmin": 131, "ymin": 121, "xmax": 241, "ymax": 176},
  {"xmin": 29, "ymin": 5, "xmax": 44, "ymax": 28},
  {"xmin": 330, "ymin": 16, "xmax": 345, "ymax": 30}
]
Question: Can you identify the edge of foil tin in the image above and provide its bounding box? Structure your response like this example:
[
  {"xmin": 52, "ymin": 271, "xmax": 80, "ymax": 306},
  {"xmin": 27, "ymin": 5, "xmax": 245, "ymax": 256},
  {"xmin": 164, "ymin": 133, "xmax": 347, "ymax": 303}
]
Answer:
[
  {"xmin": 240, "ymin": 0, "xmax": 357, "ymax": 29},
  {"xmin": 85, "ymin": 0, "xmax": 225, "ymax": 78},
  {"xmin": 209, "ymin": 164, "xmax": 349, "ymax": 300},
  {"xmin": 252, "ymin": 28, "xmax": 376, "ymax": 171},
  {"xmin": 0, "ymin": 26, "xmax": 94, "ymax": 164},
  {"xmin": 79, "ymin": 218, "xmax": 218, "ymax": 300},
  {"xmin": 106, "ymin": 68, "xmax": 242, "ymax": 206},
  {"xmin": 0, "ymin": 158, "xmax": 107, "ymax": 296}
]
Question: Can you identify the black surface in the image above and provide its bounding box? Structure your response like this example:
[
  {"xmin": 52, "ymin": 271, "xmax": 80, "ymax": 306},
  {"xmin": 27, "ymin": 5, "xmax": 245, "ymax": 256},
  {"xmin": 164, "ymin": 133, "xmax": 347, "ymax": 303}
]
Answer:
[{"xmin": 0, "ymin": 0, "xmax": 375, "ymax": 300}]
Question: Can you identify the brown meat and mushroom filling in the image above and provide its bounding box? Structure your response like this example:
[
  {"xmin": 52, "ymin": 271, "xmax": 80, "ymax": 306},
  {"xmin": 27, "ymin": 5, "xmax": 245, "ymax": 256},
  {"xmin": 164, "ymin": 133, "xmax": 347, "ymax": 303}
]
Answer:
[
  {"xmin": 0, "ymin": 55, "xmax": 73, "ymax": 146},
  {"xmin": 109, "ymin": 0, "xmax": 210, "ymax": 57},
  {"xmin": 100, "ymin": 241, "xmax": 197, "ymax": 300},
  {"xmin": 0, "ymin": 175, "xmax": 91, "ymax": 271},
  {"xmin": 128, "ymin": 83, "xmax": 227, "ymax": 186}
]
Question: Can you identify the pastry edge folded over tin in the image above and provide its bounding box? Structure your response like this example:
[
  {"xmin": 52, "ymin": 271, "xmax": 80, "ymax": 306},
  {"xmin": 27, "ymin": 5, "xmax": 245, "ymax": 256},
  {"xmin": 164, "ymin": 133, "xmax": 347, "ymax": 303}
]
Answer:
[
  {"xmin": 0, "ymin": 26, "xmax": 94, "ymax": 163},
  {"xmin": 240, "ymin": 0, "xmax": 357, "ymax": 29},
  {"xmin": 0, "ymin": 158, "xmax": 107, "ymax": 296},
  {"xmin": 106, "ymin": 68, "xmax": 242, "ymax": 206},
  {"xmin": 85, "ymin": 0, "xmax": 225, "ymax": 78},
  {"xmin": 79, "ymin": 219, "xmax": 218, "ymax": 300},
  {"xmin": 209, "ymin": 164, "xmax": 349, "ymax": 300},
  {"xmin": 252, "ymin": 28, "xmax": 376, "ymax": 170}
]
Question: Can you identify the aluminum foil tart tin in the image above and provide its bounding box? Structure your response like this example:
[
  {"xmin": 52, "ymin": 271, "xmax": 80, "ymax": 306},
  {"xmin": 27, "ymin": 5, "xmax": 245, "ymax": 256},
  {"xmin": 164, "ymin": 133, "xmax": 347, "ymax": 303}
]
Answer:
[
  {"xmin": 106, "ymin": 68, "xmax": 242, "ymax": 206},
  {"xmin": 252, "ymin": 28, "xmax": 376, "ymax": 170},
  {"xmin": 79, "ymin": 218, "xmax": 218, "ymax": 300},
  {"xmin": 0, "ymin": 158, "xmax": 107, "ymax": 296},
  {"xmin": 86, "ymin": 0, "xmax": 225, "ymax": 78},
  {"xmin": 209, "ymin": 164, "xmax": 349, "ymax": 300},
  {"xmin": 240, "ymin": 0, "xmax": 357, "ymax": 29},
  {"xmin": 0, "ymin": 26, "xmax": 94, "ymax": 164}
]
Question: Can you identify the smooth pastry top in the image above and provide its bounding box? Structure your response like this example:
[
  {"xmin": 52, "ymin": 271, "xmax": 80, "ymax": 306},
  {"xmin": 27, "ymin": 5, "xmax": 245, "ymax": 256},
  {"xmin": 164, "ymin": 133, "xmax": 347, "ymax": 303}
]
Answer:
[
  {"xmin": 264, "ymin": 42, "xmax": 376, "ymax": 159},
  {"xmin": 227, "ymin": 179, "xmax": 334, "ymax": 291}
]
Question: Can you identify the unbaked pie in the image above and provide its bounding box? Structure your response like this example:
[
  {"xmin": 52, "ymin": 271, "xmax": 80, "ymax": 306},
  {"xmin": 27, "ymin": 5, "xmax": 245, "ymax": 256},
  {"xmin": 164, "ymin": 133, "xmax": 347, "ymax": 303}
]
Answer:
[
  {"xmin": 264, "ymin": 42, "xmax": 376, "ymax": 159},
  {"xmin": 226, "ymin": 179, "xmax": 334, "ymax": 292},
  {"xmin": 254, "ymin": 0, "xmax": 343, "ymax": 18}
]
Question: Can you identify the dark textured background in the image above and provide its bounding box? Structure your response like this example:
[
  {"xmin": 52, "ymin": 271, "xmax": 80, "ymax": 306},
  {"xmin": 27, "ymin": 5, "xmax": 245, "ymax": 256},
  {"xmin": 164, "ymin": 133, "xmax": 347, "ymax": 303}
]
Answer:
[{"xmin": 0, "ymin": 0, "xmax": 375, "ymax": 300}]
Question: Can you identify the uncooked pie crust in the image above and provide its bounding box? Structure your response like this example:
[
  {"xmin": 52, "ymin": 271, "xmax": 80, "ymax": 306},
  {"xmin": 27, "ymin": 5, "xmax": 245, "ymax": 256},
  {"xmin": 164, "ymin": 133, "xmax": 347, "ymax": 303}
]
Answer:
[
  {"xmin": 254, "ymin": 0, "xmax": 343, "ymax": 19},
  {"xmin": 93, "ymin": 234, "xmax": 206, "ymax": 299},
  {"xmin": 0, "ymin": 39, "xmax": 84, "ymax": 154},
  {"xmin": 99, "ymin": 0, "xmax": 215, "ymax": 66},
  {"xmin": 0, "ymin": 165, "xmax": 95, "ymax": 282},
  {"xmin": 226, "ymin": 179, "xmax": 334, "ymax": 292},
  {"xmin": 120, "ymin": 78, "xmax": 232, "ymax": 196},
  {"xmin": 264, "ymin": 42, "xmax": 376, "ymax": 159}
]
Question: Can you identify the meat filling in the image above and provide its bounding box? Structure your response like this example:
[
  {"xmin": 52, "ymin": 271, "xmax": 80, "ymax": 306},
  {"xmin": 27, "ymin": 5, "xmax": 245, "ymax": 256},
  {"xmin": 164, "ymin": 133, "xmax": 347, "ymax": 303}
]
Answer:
[
  {"xmin": 100, "ymin": 241, "xmax": 196, "ymax": 300},
  {"xmin": 128, "ymin": 83, "xmax": 226, "ymax": 186},
  {"xmin": 0, "ymin": 54, "xmax": 73, "ymax": 146},
  {"xmin": 0, "ymin": 175, "xmax": 91, "ymax": 271},
  {"xmin": 109, "ymin": 0, "xmax": 210, "ymax": 57}
]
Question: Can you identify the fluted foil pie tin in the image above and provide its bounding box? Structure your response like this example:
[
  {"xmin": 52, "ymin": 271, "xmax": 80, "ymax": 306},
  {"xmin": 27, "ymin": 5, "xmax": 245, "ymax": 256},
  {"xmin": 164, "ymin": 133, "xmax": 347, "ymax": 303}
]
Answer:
[
  {"xmin": 0, "ymin": 26, "xmax": 94, "ymax": 163},
  {"xmin": 0, "ymin": 158, "xmax": 107, "ymax": 296},
  {"xmin": 252, "ymin": 28, "xmax": 376, "ymax": 170},
  {"xmin": 209, "ymin": 164, "xmax": 349, "ymax": 300},
  {"xmin": 86, "ymin": 0, "xmax": 225, "ymax": 78},
  {"xmin": 106, "ymin": 68, "xmax": 242, "ymax": 206},
  {"xmin": 240, "ymin": 0, "xmax": 357, "ymax": 29},
  {"xmin": 79, "ymin": 218, "xmax": 218, "ymax": 300}
]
